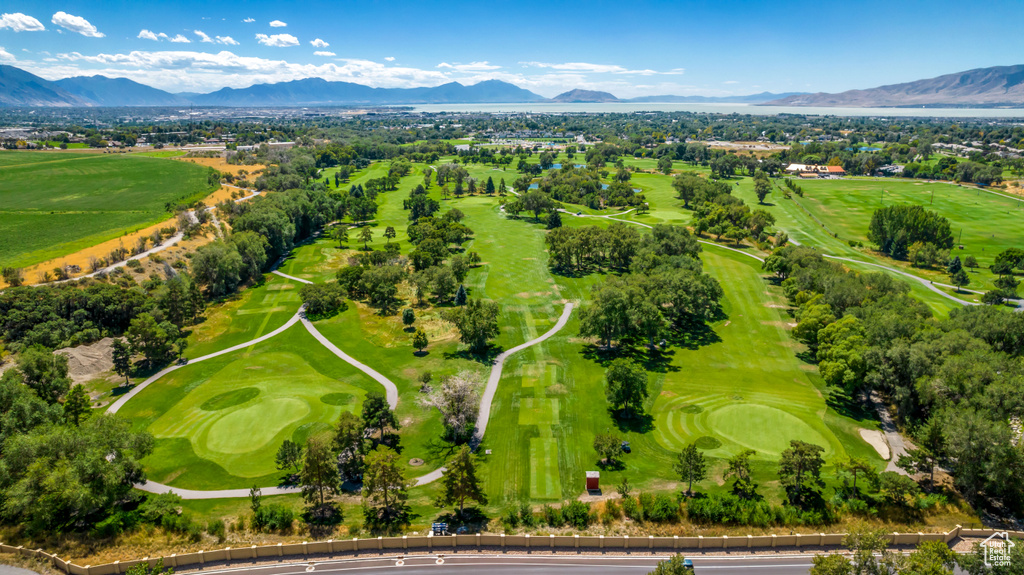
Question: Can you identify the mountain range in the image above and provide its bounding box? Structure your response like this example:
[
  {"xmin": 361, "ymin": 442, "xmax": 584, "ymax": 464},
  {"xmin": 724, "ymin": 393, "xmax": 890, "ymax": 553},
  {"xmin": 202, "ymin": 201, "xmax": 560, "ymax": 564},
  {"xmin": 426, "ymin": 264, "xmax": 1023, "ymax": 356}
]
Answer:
[
  {"xmin": 2, "ymin": 63, "xmax": 1024, "ymax": 108},
  {"xmin": 764, "ymin": 65, "xmax": 1024, "ymax": 108}
]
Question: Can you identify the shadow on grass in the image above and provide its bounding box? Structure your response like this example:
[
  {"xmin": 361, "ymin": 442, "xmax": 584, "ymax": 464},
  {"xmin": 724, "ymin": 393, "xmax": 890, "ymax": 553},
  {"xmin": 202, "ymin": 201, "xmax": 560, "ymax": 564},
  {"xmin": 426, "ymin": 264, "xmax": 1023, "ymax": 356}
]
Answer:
[
  {"xmin": 442, "ymin": 343, "xmax": 503, "ymax": 365},
  {"xmin": 424, "ymin": 437, "xmax": 459, "ymax": 463},
  {"xmin": 435, "ymin": 507, "xmax": 489, "ymax": 533},
  {"xmin": 610, "ymin": 410, "xmax": 655, "ymax": 434}
]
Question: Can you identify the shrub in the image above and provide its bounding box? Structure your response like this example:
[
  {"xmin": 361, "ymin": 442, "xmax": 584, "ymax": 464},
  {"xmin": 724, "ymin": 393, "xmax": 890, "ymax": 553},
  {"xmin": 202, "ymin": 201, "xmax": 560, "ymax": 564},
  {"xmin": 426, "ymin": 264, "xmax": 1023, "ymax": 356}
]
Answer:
[
  {"xmin": 126, "ymin": 259, "xmax": 143, "ymax": 270},
  {"xmin": 501, "ymin": 507, "xmax": 520, "ymax": 530},
  {"xmin": 207, "ymin": 519, "xmax": 226, "ymax": 542},
  {"xmin": 542, "ymin": 504, "xmax": 564, "ymax": 527},
  {"xmin": 622, "ymin": 496, "xmax": 642, "ymax": 522},
  {"xmin": 561, "ymin": 500, "xmax": 592, "ymax": 530},
  {"xmin": 645, "ymin": 494, "xmax": 679, "ymax": 522},
  {"xmin": 519, "ymin": 502, "xmax": 536, "ymax": 527},
  {"xmin": 253, "ymin": 503, "xmax": 295, "ymax": 533},
  {"xmin": 602, "ymin": 500, "xmax": 621, "ymax": 523}
]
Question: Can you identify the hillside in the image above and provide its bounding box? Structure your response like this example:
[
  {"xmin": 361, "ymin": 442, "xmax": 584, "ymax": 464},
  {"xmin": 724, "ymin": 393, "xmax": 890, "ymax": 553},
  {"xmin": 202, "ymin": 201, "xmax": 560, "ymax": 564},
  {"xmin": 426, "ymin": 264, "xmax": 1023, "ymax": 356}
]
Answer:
[
  {"xmin": 0, "ymin": 65, "xmax": 90, "ymax": 107},
  {"xmin": 764, "ymin": 64, "xmax": 1024, "ymax": 108},
  {"xmin": 550, "ymin": 89, "xmax": 619, "ymax": 103},
  {"xmin": 55, "ymin": 76, "xmax": 190, "ymax": 107}
]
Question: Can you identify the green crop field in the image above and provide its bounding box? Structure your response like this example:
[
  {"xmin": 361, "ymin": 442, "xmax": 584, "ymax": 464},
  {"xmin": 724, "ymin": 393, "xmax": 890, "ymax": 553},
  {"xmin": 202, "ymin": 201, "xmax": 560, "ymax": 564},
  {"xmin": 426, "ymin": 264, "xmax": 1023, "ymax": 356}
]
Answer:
[{"xmin": 0, "ymin": 151, "xmax": 216, "ymax": 267}]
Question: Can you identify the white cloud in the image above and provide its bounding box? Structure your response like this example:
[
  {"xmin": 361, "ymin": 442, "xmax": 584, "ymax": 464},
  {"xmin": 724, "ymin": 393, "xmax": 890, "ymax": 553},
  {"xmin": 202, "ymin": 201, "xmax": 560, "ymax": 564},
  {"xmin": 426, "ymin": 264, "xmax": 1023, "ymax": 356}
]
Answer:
[
  {"xmin": 437, "ymin": 61, "xmax": 501, "ymax": 72},
  {"xmin": 138, "ymin": 29, "xmax": 159, "ymax": 41},
  {"xmin": 243, "ymin": 17, "xmax": 255, "ymax": 23},
  {"xmin": 384, "ymin": 56, "xmax": 395, "ymax": 62},
  {"xmin": 216, "ymin": 36, "xmax": 238, "ymax": 45},
  {"xmin": 47, "ymin": 50, "xmax": 450, "ymax": 92},
  {"xmin": 310, "ymin": 38, "xmax": 329, "ymax": 48},
  {"xmin": 314, "ymin": 51, "xmax": 335, "ymax": 57},
  {"xmin": 520, "ymin": 61, "xmax": 663, "ymax": 75},
  {"xmin": 269, "ymin": 20, "xmax": 287, "ymax": 27},
  {"xmin": 0, "ymin": 46, "xmax": 15, "ymax": 62},
  {"xmin": 195, "ymin": 30, "xmax": 213, "ymax": 43},
  {"xmin": 256, "ymin": 33, "xmax": 298, "ymax": 47},
  {"xmin": 51, "ymin": 11, "xmax": 104, "ymax": 38},
  {"xmin": 169, "ymin": 34, "xmax": 190, "ymax": 43},
  {"xmin": 0, "ymin": 12, "xmax": 46, "ymax": 32},
  {"xmin": 723, "ymin": 80, "xmax": 738, "ymax": 84}
]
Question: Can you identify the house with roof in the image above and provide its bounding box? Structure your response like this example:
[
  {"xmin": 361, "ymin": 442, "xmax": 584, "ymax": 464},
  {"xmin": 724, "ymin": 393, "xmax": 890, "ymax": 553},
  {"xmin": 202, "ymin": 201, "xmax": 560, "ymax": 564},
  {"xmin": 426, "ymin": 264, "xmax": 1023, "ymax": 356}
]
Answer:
[{"xmin": 785, "ymin": 164, "xmax": 846, "ymax": 178}]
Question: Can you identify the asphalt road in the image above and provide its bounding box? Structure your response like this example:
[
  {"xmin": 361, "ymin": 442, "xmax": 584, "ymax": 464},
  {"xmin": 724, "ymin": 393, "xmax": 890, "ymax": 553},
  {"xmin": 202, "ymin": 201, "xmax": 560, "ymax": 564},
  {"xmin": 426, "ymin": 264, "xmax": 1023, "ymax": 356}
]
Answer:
[{"xmin": 184, "ymin": 554, "xmax": 822, "ymax": 575}]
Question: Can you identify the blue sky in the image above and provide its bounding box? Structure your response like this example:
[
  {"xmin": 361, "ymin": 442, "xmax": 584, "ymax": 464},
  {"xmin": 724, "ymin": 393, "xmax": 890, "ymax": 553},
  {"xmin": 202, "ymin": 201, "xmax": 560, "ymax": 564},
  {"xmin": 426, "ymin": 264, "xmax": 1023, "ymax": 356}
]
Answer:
[{"xmin": 1, "ymin": 0, "xmax": 1022, "ymax": 97}]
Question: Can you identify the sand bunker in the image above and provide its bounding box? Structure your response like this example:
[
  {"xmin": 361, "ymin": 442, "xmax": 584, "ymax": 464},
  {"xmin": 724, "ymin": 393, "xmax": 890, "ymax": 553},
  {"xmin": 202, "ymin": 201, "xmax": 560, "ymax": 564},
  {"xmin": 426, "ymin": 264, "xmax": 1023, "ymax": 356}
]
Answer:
[{"xmin": 859, "ymin": 428, "xmax": 890, "ymax": 460}]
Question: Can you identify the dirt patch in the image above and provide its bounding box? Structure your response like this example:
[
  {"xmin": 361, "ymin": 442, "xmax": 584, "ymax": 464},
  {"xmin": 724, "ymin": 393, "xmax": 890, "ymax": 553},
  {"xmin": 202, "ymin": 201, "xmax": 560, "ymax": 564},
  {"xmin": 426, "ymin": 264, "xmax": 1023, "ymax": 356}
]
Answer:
[
  {"xmin": 860, "ymin": 428, "xmax": 890, "ymax": 460},
  {"xmin": 764, "ymin": 303, "xmax": 788, "ymax": 308},
  {"xmin": 176, "ymin": 157, "xmax": 265, "ymax": 177},
  {"xmin": 55, "ymin": 337, "xmax": 117, "ymax": 385}
]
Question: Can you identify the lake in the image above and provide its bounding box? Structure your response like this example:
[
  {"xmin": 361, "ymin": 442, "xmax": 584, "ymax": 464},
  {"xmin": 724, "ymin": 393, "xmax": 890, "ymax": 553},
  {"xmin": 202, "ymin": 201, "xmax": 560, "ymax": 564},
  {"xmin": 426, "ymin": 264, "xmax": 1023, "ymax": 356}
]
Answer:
[{"xmin": 410, "ymin": 102, "xmax": 1024, "ymax": 118}]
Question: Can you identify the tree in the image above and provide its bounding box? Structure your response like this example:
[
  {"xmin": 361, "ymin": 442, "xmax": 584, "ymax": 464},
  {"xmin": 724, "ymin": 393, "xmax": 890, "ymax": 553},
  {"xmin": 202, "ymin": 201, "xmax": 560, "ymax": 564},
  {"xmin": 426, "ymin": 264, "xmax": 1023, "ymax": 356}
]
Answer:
[
  {"xmin": 809, "ymin": 554, "xmax": 852, "ymax": 575},
  {"xmin": 657, "ymin": 156, "xmax": 673, "ymax": 175},
  {"xmin": 1, "ymin": 414, "xmax": 153, "ymax": 532},
  {"xmin": 546, "ymin": 210, "xmax": 562, "ymax": 229},
  {"xmin": 420, "ymin": 372, "xmax": 480, "ymax": 443},
  {"xmin": 334, "ymin": 411, "xmax": 365, "ymax": 481},
  {"xmin": 878, "ymin": 471, "xmax": 920, "ymax": 506},
  {"xmin": 126, "ymin": 313, "xmax": 180, "ymax": 368},
  {"xmin": 947, "ymin": 255, "xmax": 963, "ymax": 275},
  {"xmin": 963, "ymin": 255, "xmax": 978, "ymax": 270},
  {"xmin": 651, "ymin": 555, "xmax": 693, "ymax": 575},
  {"xmin": 332, "ymin": 225, "xmax": 349, "ymax": 248},
  {"xmin": 778, "ymin": 440, "xmax": 826, "ymax": 508},
  {"xmin": 485, "ymin": 177, "xmax": 496, "ymax": 195},
  {"xmin": 190, "ymin": 240, "xmax": 243, "ymax": 297},
  {"xmin": 444, "ymin": 298, "xmax": 500, "ymax": 353},
  {"xmin": 523, "ymin": 190, "xmax": 554, "ymax": 221},
  {"xmin": 616, "ymin": 477, "xmax": 632, "ymax": 499},
  {"xmin": 300, "ymin": 283, "xmax": 347, "ymax": 318},
  {"xmin": 383, "ymin": 226, "xmax": 396, "ymax": 244},
  {"xmin": 673, "ymin": 443, "xmax": 707, "ymax": 496},
  {"xmin": 276, "ymin": 439, "xmax": 304, "ymax": 477},
  {"xmin": 836, "ymin": 456, "xmax": 874, "ymax": 498},
  {"xmin": 231, "ymin": 230, "xmax": 268, "ymax": 284},
  {"xmin": 754, "ymin": 172, "xmax": 772, "ymax": 204},
  {"xmin": 594, "ymin": 432, "xmax": 622, "ymax": 467},
  {"xmin": 362, "ymin": 391, "xmax": 398, "ymax": 443},
  {"xmin": 413, "ymin": 329, "xmax": 429, "ymax": 352},
  {"xmin": 436, "ymin": 445, "xmax": 488, "ymax": 517},
  {"xmin": 17, "ymin": 347, "xmax": 71, "ymax": 404},
  {"xmin": 605, "ymin": 358, "xmax": 649, "ymax": 419},
  {"xmin": 450, "ymin": 254, "xmax": 469, "ymax": 282},
  {"xmin": 362, "ymin": 445, "xmax": 410, "ymax": 534},
  {"xmin": 63, "ymin": 383, "xmax": 90, "ymax": 426},
  {"xmin": 2, "ymin": 267, "xmax": 24, "ymax": 287},
  {"xmin": 359, "ymin": 227, "xmax": 373, "ymax": 249},
  {"xmin": 402, "ymin": 308, "xmax": 415, "ymax": 328},
  {"xmin": 950, "ymin": 268, "xmax": 970, "ymax": 292},
  {"xmin": 300, "ymin": 433, "xmax": 342, "ymax": 525},
  {"xmin": 454, "ymin": 284, "xmax": 468, "ymax": 306},
  {"xmin": 250, "ymin": 485, "xmax": 262, "ymax": 515},
  {"xmin": 724, "ymin": 449, "xmax": 758, "ymax": 499}
]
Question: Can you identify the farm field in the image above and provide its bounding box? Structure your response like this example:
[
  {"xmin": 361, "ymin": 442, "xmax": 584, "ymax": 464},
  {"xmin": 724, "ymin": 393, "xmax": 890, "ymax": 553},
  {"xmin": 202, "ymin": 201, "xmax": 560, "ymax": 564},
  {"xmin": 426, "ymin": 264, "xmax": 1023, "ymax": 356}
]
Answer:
[
  {"xmin": 748, "ymin": 177, "xmax": 1024, "ymax": 293},
  {"xmin": 0, "ymin": 151, "xmax": 216, "ymax": 268}
]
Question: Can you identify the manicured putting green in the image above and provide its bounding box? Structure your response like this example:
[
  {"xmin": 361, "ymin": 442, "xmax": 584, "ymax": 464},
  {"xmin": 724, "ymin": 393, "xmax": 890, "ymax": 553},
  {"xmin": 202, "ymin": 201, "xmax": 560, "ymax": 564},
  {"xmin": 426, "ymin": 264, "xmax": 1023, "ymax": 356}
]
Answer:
[{"xmin": 144, "ymin": 349, "xmax": 365, "ymax": 480}]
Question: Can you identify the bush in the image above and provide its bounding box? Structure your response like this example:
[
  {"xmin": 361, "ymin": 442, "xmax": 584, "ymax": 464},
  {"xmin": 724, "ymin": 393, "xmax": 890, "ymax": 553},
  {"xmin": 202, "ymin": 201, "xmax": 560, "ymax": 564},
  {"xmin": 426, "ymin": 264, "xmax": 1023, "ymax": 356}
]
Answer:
[
  {"xmin": 645, "ymin": 494, "xmax": 679, "ymax": 522},
  {"xmin": 602, "ymin": 500, "xmax": 621, "ymax": 523},
  {"xmin": 300, "ymin": 282, "xmax": 348, "ymax": 319},
  {"xmin": 501, "ymin": 507, "xmax": 520, "ymax": 530},
  {"xmin": 126, "ymin": 259, "xmax": 143, "ymax": 270},
  {"xmin": 207, "ymin": 518, "xmax": 226, "ymax": 542},
  {"xmin": 253, "ymin": 503, "xmax": 295, "ymax": 533},
  {"xmin": 561, "ymin": 500, "xmax": 592, "ymax": 529},
  {"xmin": 542, "ymin": 504, "xmax": 564, "ymax": 527},
  {"xmin": 622, "ymin": 496, "xmax": 642, "ymax": 521},
  {"xmin": 519, "ymin": 502, "xmax": 536, "ymax": 527}
]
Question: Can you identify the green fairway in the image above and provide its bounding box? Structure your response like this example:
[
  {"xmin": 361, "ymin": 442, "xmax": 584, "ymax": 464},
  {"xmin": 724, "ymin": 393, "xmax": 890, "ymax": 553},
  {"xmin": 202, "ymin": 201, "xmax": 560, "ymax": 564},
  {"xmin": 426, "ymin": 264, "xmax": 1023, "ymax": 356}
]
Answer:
[
  {"xmin": 0, "ymin": 151, "xmax": 216, "ymax": 267},
  {"xmin": 120, "ymin": 319, "xmax": 380, "ymax": 489},
  {"xmin": 739, "ymin": 177, "xmax": 1024, "ymax": 292}
]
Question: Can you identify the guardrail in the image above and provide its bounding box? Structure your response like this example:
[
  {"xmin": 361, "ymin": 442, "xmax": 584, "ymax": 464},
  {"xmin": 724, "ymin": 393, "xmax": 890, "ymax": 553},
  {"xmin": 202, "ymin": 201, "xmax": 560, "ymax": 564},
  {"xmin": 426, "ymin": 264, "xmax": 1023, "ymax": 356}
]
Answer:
[{"xmin": 3, "ymin": 525, "xmax": 1017, "ymax": 575}]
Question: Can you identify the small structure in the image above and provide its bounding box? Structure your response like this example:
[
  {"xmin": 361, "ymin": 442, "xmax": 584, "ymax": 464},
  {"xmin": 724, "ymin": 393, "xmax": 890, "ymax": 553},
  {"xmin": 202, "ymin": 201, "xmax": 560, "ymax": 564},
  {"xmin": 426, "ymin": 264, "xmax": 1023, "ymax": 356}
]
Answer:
[{"xmin": 585, "ymin": 471, "xmax": 600, "ymax": 491}]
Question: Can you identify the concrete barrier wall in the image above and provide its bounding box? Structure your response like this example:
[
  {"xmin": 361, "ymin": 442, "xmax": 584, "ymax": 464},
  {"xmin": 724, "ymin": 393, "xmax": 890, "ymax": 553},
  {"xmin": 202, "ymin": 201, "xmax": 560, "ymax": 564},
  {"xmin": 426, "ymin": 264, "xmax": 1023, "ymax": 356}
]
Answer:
[{"xmin": 2, "ymin": 524, "xmax": 998, "ymax": 574}]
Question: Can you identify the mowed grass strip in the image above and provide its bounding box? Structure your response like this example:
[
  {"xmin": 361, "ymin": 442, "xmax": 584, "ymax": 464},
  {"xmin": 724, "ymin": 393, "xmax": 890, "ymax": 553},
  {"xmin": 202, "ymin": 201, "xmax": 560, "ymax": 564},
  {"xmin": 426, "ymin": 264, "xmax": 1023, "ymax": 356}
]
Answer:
[
  {"xmin": 0, "ymin": 152, "xmax": 215, "ymax": 267},
  {"xmin": 119, "ymin": 323, "xmax": 379, "ymax": 490}
]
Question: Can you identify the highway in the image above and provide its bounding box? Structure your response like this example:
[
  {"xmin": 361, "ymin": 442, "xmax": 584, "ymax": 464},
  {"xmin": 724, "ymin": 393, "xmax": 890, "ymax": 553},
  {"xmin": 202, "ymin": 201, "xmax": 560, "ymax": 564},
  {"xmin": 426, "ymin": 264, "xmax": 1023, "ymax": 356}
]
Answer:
[{"xmin": 182, "ymin": 554, "xmax": 822, "ymax": 575}]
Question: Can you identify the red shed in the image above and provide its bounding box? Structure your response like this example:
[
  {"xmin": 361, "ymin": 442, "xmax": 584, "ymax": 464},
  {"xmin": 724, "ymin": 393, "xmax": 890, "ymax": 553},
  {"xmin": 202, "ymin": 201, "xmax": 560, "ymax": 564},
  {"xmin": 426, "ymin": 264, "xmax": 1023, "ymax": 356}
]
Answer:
[{"xmin": 586, "ymin": 471, "xmax": 600, "ymax": 491}]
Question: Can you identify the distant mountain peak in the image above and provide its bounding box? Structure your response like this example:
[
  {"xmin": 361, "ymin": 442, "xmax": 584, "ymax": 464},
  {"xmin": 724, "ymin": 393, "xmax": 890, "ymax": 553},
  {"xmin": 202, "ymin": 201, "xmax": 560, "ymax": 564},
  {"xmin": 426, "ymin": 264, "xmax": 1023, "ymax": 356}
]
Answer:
[
  {"xmin": 551, "ymin": 89, "xmax": 619, "ymax": 103},
  {"xmin": 764, "ymin": 64, "xmax": 1024, "ymax": 108}
]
